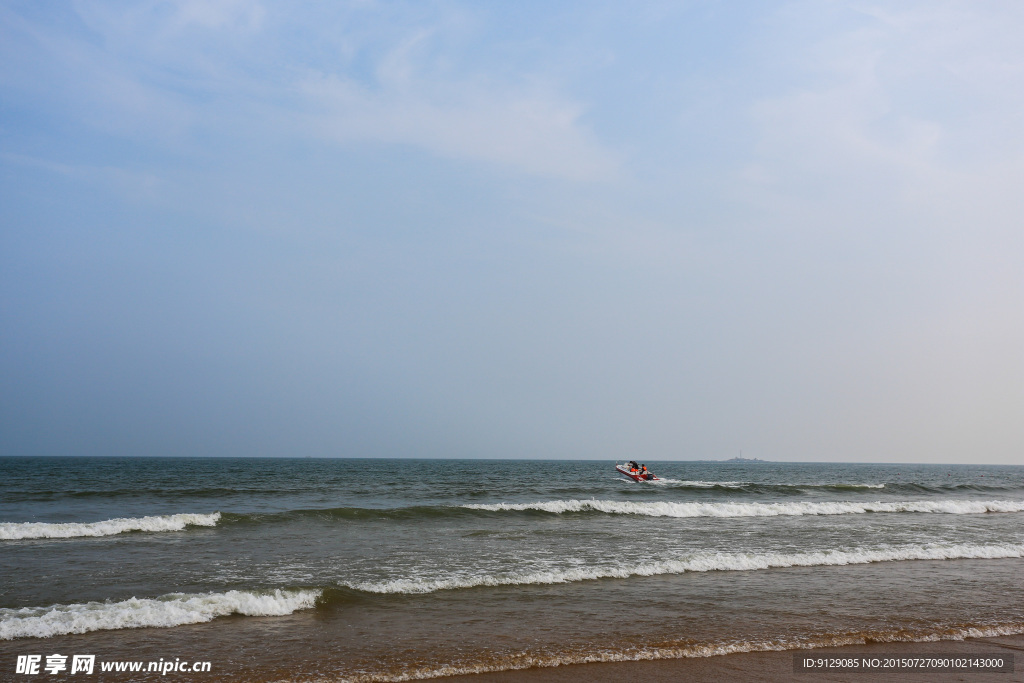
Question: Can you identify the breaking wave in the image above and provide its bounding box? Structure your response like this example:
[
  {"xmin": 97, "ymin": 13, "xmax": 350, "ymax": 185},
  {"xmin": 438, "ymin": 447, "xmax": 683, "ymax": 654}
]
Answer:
[
  {"xmin": 462, "ymin": 499, "xmax": 1024, "ymax": 517},
  {"xmin": 0, "ymin": 589, "xmax": 321, "ymax": 639},
  {"xmin": 626, "ymin": 480, "xmax": 1024, "ymax": 494},
  {"xmin": 0, "ymin": 513, "xmax": 221, "ymax": 540},
  {"xmin": 10, "ymin": 497, "xmax": 1018, "ymax": 540},
  {"xmin": 649, "ymin": 479, "xmax": 886, "ymax": 490},
  {"xmin": 343, "ymin": 542, "xmax": 1024, "ymax": 594}
]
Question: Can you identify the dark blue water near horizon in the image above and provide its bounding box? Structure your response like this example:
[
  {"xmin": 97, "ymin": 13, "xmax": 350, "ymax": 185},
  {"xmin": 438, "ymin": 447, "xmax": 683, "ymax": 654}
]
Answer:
[
  {"xmin": 2, "ymin": 456, "xmax": 1023, "ymax": 681},
  {"xmin": 4, "ymin": 456, "xmax": 1022, "ymax": 519}
]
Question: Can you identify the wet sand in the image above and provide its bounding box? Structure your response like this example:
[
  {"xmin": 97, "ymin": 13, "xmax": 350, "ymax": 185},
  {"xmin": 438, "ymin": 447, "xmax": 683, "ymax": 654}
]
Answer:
[{"xmin": 442, "ymin": 635, "xmax": 1024, "ymax": 683}]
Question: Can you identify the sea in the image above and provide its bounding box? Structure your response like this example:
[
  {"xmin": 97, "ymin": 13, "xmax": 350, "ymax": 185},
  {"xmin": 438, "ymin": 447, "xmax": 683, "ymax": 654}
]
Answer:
[{"xmin": 2, "ymin": 457, "xmax": 1023, "ymax": 681}]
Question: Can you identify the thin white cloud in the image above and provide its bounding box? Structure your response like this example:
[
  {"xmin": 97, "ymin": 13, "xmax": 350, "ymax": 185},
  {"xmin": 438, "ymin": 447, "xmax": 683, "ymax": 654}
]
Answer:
[
  {"xmin": 292, "ymin": 10, "xmax": 617, "ymax": 181},
  {"xmin": 1, "ymin": 152, "xmax": 164, "ymax": 202},
  {"xmin": 299, "ymin": 72, "xmax": 617, "ymax": 182},
  {"xmin": 71, "ymin": 0, "xmax": 265, "ymax": 35},
  {"xmin": 166, "ymin": 0, "xmax": 265, "ymax": 31},
  {"xmin": 743, "ymin": 1, "xmax": 1024, "ymax": 220},
  {"xmin": 6, "ymin": 1, "xmax": 617, "ymax": 182}
]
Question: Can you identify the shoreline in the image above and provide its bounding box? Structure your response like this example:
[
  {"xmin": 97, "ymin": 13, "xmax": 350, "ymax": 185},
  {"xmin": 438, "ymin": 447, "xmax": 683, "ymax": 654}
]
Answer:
[{"xmin": 440, "ymin": 635, "xmax": 1024, "ymax": 683}]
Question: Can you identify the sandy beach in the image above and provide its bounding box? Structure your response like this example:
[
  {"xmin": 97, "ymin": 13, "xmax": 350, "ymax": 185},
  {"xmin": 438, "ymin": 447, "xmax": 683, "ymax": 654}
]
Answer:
[{"xmin": 443, "ymin": 635, "xmax": 1024, "ymax": 683}]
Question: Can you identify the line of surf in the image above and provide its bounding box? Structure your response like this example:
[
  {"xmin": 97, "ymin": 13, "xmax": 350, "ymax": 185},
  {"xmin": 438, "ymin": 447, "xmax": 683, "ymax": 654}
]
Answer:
[
  {"xmin": 342, "ymin": 542, "xmax": 1024, "ymax": 595},
  {"xmin": 0, "ymin": 513, "xmax": 221, "ymax": 540},
  {"xmin": 0, "ymin": 588, "xmax": 321, "ymax": 639},
  {"xmin": 336, "ymin": 622, "xmax": 1024, "ymax": 682},
  {"xmin": 646, "ymin": 481, "xmax": 1024, "ymax": 493},
  {"xmin": 649, "ymin": 480, "xmax": 886, "ymax": 489},
  {"xmin": 462, "ymin": 499, "xmax": 1024, "ymax": 517},
  {"xmin": 13, "ymin": 497, "xmax": 1017, "ymax": 540}
]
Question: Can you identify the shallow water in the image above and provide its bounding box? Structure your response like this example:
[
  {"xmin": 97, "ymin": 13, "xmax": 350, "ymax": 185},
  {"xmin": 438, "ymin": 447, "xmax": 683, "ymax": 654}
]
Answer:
[{"xmin": 2, "ymin": 457, "xmax": 1023, "ymax": 680}]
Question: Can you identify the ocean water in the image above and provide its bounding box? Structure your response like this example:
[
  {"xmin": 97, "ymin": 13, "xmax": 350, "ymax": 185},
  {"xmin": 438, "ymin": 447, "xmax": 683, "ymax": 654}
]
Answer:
[{"xmin": 1, "ymin": 457, "xmax": 1023, "ymax": 681}]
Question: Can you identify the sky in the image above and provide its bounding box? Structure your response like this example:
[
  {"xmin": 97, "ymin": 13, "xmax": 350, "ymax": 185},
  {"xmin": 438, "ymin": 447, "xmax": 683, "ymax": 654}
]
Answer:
[{"xmin": 1, "ymin": 1, "xmax": 1022, "ymax": 463}]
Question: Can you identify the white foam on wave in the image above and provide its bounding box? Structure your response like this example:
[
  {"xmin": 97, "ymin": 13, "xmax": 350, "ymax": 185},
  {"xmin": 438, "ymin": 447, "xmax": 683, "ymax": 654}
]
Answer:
[
  {"xmin": 344, "ymin": 542, "xmax": 1024, "ymax": 595},
  {"xmin": 0, "ymin": 589, "xmax": 321, "ymax": 640},
  {"xmin": 0, "ymin": 513, "xmax": 221, "ymax": 540},
  {"xmin": 643, "ymin": 479, "xmax": 885, "ymax": 489},
  {"xmin": 334, "ymin": 622, "xmax": 1024, "ymax": 682},
  {"xmin": 463, "ymin": 498, "xmax": 1024, "ymax": 517},
  {"xmin": 649, "ymin": 479, "xmax": 746, "ymax": 488}
]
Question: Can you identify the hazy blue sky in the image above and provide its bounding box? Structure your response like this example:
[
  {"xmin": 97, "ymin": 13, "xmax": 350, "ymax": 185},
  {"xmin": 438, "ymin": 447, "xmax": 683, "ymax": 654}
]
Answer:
[{"xmin": 1, "ymin": 1, "xmax": 1021, "ymax": 462}]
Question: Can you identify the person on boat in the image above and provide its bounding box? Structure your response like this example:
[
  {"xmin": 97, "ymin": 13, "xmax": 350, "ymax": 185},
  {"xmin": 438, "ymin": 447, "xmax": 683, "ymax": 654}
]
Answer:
[
  {"xmin": 628, "ymin": 460, "xmax": 639, "ymax": 473},
  {"xmin": 640, "ymin": 464, "xmax": 648, "ymax": 478}
]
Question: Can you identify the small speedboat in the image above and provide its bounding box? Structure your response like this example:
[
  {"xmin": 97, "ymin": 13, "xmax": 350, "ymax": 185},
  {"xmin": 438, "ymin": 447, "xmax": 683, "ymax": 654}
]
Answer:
[{"xmin": 615, "ymin": 463, "xmax": 659, "ymax": 481}]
